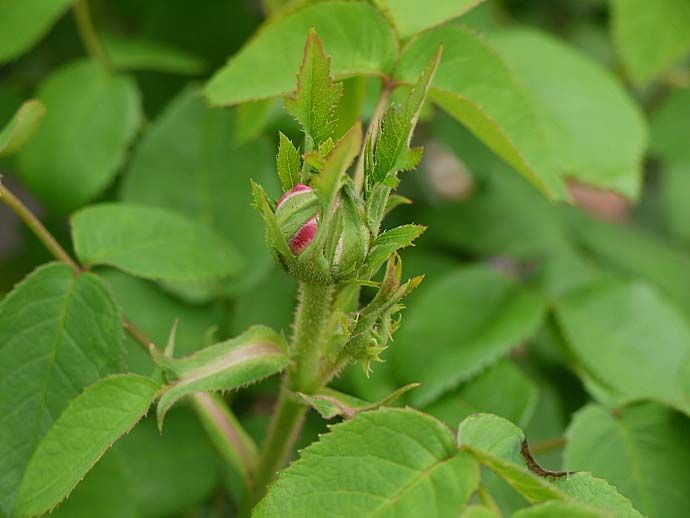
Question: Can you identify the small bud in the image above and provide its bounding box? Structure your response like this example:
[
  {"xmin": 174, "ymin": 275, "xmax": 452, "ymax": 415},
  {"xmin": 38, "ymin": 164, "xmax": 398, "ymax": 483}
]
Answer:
[
  {"xmin": 275, "ymin": 184, "xmax": 320, "ymax": 255},
  {"xmin": 330, "ymin": 187, "xmax": 370, "ymax": 280}
]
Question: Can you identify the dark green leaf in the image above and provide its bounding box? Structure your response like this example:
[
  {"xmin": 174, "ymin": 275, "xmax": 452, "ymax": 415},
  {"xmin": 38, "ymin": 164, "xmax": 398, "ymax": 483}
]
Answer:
[{"xmin": 102, "ymin": 34, "xmax": 206, "ymax": 75}]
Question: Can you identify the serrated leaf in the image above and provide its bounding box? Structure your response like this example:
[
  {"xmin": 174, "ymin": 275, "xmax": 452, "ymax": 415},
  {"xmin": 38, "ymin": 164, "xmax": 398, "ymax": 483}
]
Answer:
[
  {"xmin": 14, "ymin": 374, "xmax": 160, "ymax": 517},
  {"xmin": 72, "ymin": 203, "xmax": 242, "ymax": 282},
  {"xmin": 17, "ymin": 61, "xmax": 141, "ymax": 212},
  {"xmin": 425, "ymin": 360, "xmax": 537, "ymax": 429},
  {"xmin": 276, "ymin": 132, "xmax": 301, "ymax": 190},
  {"xmin": 0, "ymin": 99, "xmax": 46, "ymax": 157},
  {"xmin": 299, "ymin": 383, "xmax": 419, "ymax": 419},
  {"xmin": 362, "ymin": 224, "xmax": 426, "ymax": 276},
  {"xmin": 395, "ymin": 26, "xmax": 568, "ymax": 200},
  {"xmin": 0, "ymin": 263, "xmax": 124, "ymax": 517},
  {"xmin": 612, "ymin": 0, "xmax": 690, "ymax": 85},
  {"xmin": 102, "ymin": 34, "xmax": 206, "ymax": 75},
  {"xmin": 555, "ymin": 278, "xmax": 690, "ymax": 415},
  {"xmin": 565, "ymin": 403, "xmax": 690, "ymax": 518},
  {"xmin": 512, "ymin": 501, "xmax": 606, "ymax": 518},
  {"xmin": 0, "ymin": 0, "xmax": 73, "ymax": 63},
  {"xmin": 284, "ymin": 29, "xmax": 343, "ymax": 147},
  {"xmin": 255, "ymin": 408, "xmax": 480, "ymax": 517},
  {"xmin": 121, "ymin": 87, "xmax": 278, "ymax": 295},
  {"xmin": 205, "ymin": 2, "xmax": 398, "ymax": 106},
  {"xmin": 377, "ymin": 0, "xmax": 486, "ymax": 39},
  {"xmin": 371, "ymin": 48, "xmax": 441, "ymax": 184},
  {"xmin": 491, "ymin": 29, "xmax": 647, "ymax": 199},
  {"xmin": 392, "ymin": 265, "xmax": 545, "ymax": 407},
  {"xmin": 312, "ymin": 123, "xmax": 361, "ymax": 212},
  {"xmin": 156, "ymin": 326, "xmax": 289, "ymax": 428}
]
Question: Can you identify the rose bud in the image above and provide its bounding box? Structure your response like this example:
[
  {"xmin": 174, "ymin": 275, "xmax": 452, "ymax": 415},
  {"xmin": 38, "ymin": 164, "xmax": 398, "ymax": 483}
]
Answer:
[
  {"xmin": 331, "ymin": 188, "xmax": 370, "ymax": 279},
  {"xmin": 275, "ymin": 184, "xmax": 320, "ymax": 255}
]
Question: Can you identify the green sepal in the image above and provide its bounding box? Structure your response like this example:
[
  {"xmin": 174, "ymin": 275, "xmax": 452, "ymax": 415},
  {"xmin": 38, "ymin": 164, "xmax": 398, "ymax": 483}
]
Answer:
[
  {"xmin": 250, "ymin": 179, "xmax": 294, "ymax": 267},
  {"xmin": 276, "ymin": 132, "xmax": 301, "ymax": 190}
]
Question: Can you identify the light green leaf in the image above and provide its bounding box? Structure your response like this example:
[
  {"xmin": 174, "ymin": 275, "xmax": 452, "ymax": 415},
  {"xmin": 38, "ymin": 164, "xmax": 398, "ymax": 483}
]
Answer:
[
  {"xmin": 555, "ymin": 278, "xmax": 690, "ymax": 414},
  {"xmin": 512, "ymin": 501, "xmax": 605, "ymax": 518},
  {"xmin": 120, "ymin": 88, "xmax": 277, "ymax": 294},
  {"xmin": 612, "ymin": 0, "xmax": 690, "ymax": 85},
  {"xmin": 362, "ymin": 224, "xmax": 426, "ymax": 277},
  {"xmin": 565, "ymin": 403, "xmax": 690, "ymax": 518},
  {"xmin": 156, "ymin": 325, "xmax": 289, "ymax": 428},
  {"xmin": 491, "ymin": 29, "xmax": 647, "ymax": 199},
  {"xmin": 102, "ymin": 34, "xmax": 206, "ymax": 75},
  {"xmin": 395, "ymin": 26, "xmax": 567, "ymax": 200},
  {"xmin": 650, "ymin": 88, "xmax": 690, "ymax": 164},
  {"xmin": 0, "ymin": 263, "xmax": 124, "ymax": 517},
  {"xmin": 0, "ymin": 0, "xmax": 74, "ymax": 63},
  {"xmin": 312, "ymin": 122, "xmax": 361, "ymax": 210},
  {"xmin": 255, "ymin": 408, "xmax": 480, "ymax": 517},
  {"xmin": 392, "ymin": 265, "xmax": 546, "ymax": 406},
  {"xmin": 0, "ymin": 99, "xmax": 46, "ymax": 157},
  {"xmin": 284, "ymin": 28, "xmax": 343, "ymax": 147},
  {"xmin": 659, "ymin": 162, "xmax": 690, "ymax": 244},
  {"xmin": 17, "ymin": 61, "xmax": 141, "ymax": 211},
  {"xmin": 205, "ymin": 2, "xmax": 398, "ymax": 106},
  {"xmin": 277, "ymin": 132, "xmax": 301, "ymax": 190},
  {"xmin": 377, "ymin": 0, "xmax": 486, "ymax": 39},
  {"xmin": 461, "ymin": 505, "xmax": 500, "ymax": 518},
  {"xmin": 14, "ymin": 374, "xmax": 160, "ymax": 517},
  {"xmin": 425, "ymin": 361, "xmax": 537, "ymax": 429},
  {"xmin": 72, "ymin": 203, "xmax": 242, "ymax": 282},
  {"xmin": 553, "ymin": 474, "xmax": 645, "ymax": 518}
]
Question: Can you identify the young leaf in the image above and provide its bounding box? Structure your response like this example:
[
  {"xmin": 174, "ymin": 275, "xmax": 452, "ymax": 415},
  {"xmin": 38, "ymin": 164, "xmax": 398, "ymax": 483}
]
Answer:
[
  {"xmin": 395, "ymin": 26, "xmax": 568, "ymax": 200},
  {"xmin": 371, "ymin": 47, "xmax": 442, "ymax": 184},
  {"xmin": 377, "ymin": 0, "xmax": 487, "ymax": 39},
  {"xmin": 0, "ymin": 99, "xmax": 46, "ymax": 157},
  {"xmin": 17, "ymin": 61, "xmax": 142, "ymax": 212},
  {"xmin": 72, "ymin": 203, "xmax": 243, "ymax": 282},
  {"xmin": 612, "ymin": 0, "xmax": 690, "ymax": 85},
  {"xmin": 555, "ymin": 278, "xmax": 690, "ymax": 415},
  {"xmin": 156, "ymin": 326, "xmax": 289, "ymax": 428},
  {"xmin": 284, "ymin": 29, "xmax": 343, "ymax": 147},
  {"xmin": 14, "ymin": 374, "xmax": 160, "ymax": 517},
  {"xmin": 277, "ymin": 132, "xmax": 301, "ymax": 190},
  {"xmin": 254, "ymin": 408, "xmax": 480, "ymax": 517},
  {"xmin": 565, "ymin": 403, "xmax": 690, "ymax": 517},
  {"xmin": 205, "ymin": 2, "xmax": 397, "ymax": 106},
  {"xmin": 0, "ymin": 263, "xmax": 124, "ymax": 517},
  {"xmin": 491, "ymin": 29, "xmax": 647, "ymax": 200},
  {"xmin": 0, "ymin": 0, "xmax": 73, "ymax": 63},
  {"xmin": 298, "ymin": 383, "xmax": 419, "ymax": 419},
  {"xmin": 392, "ymin": 265, "xmax": 545, "ymax": 407},
  {"xmin": 362, "ymin": 224, "xmax": 426, "ymax": 277},
  {"xmin": 121, "ymin": 88, "xmax": 278, "ymax": 295}
]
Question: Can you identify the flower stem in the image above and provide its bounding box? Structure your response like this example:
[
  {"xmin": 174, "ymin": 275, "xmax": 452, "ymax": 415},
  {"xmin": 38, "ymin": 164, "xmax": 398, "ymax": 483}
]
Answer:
[{"xmin": 74, "ymin": 0, "xmax": 112, "ymax": 72}]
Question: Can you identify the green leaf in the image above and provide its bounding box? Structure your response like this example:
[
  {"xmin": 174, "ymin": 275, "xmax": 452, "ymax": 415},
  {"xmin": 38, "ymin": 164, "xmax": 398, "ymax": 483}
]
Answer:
[
  {"xmin": 491, "ymin": 29, "xmax": 647, "ymax": 199},
  {"xmin": 102, "ymin": 34, "xmax": 206, "ymax": 75},
  {"xmin": 612, "ymin": 0, "xmax": 690, "ymax": 85},
  {"xmin": 0, "ymin": 0, "xmax": 74, "ymax": 63},
  {"xmin": 565, "ymin": 403, "xmax": 690, "ymax": 518},
  {"xmin": 298, "ymin": 383, "xmax": 419, "ymax": 419},
  {"xmin": 425, "ymin": 361, "xmax": 537, "ymax": 429},
  {"xmin": 460, "ymin": 505, "xmax": 500, "ymax": 518},
  {"xmin": 395, "ymin": 26, "xmax": 567, "ymax": 200},
  {"xmin": 205, "ymin": 2, "xmax": 398, "ymax": 106},
  {"xmin": 392, "ymin": 265, "xmax": 546, "ymax": 406},
  {"xmin": 120, "ymin": 87, "xmax": 277, "ymax": 294},
  {"xmin": 255, "ymin": 408, "xmax": 480, "ymax": 517},
  {"xmin": 650, "ymin": 88, "xmax": 690, "ymax": 164},
  {"xmin": 17, "ymin": 61, "xmax": 141, "ymax": 211},
  {"xmin": 72, "ymin": 203, "xmax": 242, "ymax": 282},
  {"xmin": 312, "ymin": 123, "xmax": 361, "ymax": 210},
  {"xmin": 659, "ymin": 162, "xmax": 690, "ymax": 244},
  {"xmin": 14, "ymin": 374, "xmax": 160, "ymax": 517},
  {"xmin": 512, "ymin": 501, "xmax": 606, "ymax": 518},
  {"xmin": 377, "ymin": 0, "xmax": 486, "ymax": 39},
  {"xmin": 371, "ymin": 48, "xmax": 441, "ymax": 184},
  {"xmin": 555, "ymin": 278, "xmax": 690, "ymax": 414},
  {"xmin": 0, "ymin": 99, "xmax": 46, "ymax": 157},
  {"xmin": 0, "ymin": 263, "xmax": 124, "ymax": 517},
  {"xmin": 156, "ymin": 325, "xmax": 289, "ymax": 428},
  {"xmin": 362, "ymin": 224, "xmax": 426, "ymax": 276},
  {"xmin": 277, "ymin": 132, "xmax": 301, "ymax": 190},
  {"xmin": 284, "ymin": 28, "xmax": 343, "ymax": 147}
]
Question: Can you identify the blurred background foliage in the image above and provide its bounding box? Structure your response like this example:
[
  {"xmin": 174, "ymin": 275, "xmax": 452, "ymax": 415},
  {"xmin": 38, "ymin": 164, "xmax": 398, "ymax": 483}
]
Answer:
[{"xmin": 1, "ymin": 0, "xmax": 689, "ymax": 516}]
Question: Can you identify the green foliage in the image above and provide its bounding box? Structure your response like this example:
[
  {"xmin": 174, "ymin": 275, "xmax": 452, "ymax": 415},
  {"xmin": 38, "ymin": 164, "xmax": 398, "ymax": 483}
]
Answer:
[
  {"xmin": 72, "ymin": 203, "xmax": 242, "ymax": 282},
  {"xmin": 378, "ymin": 0, "xmax": 486, "ymax": 39},
  {"xmin": 14, "ymin": 374, "xmax": 160, "ymax": 517},
  {"xmin": 0, "ymin": 100, "xmax": 46, "ymax": 157},
  {"xmin": 17, "ymin": 61, "xmax": 142, "ymax": 212},
  {"xmin": 0, "ymin": 263, "xmax": 124, "ymax": 517},
  {"xmin": 101, "ymin": 34, "xmax": 206, "ymax": 75}
]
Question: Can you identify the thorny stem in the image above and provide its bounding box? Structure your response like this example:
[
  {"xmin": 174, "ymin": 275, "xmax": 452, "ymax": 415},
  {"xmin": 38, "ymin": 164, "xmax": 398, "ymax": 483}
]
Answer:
[
  {"xmin": 74, "ymin": 0, "xmax": 113, "ymax": 72},
  {"xmin": 353, "ymin": 79, "xmax": 394, "ymax": 193}
]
